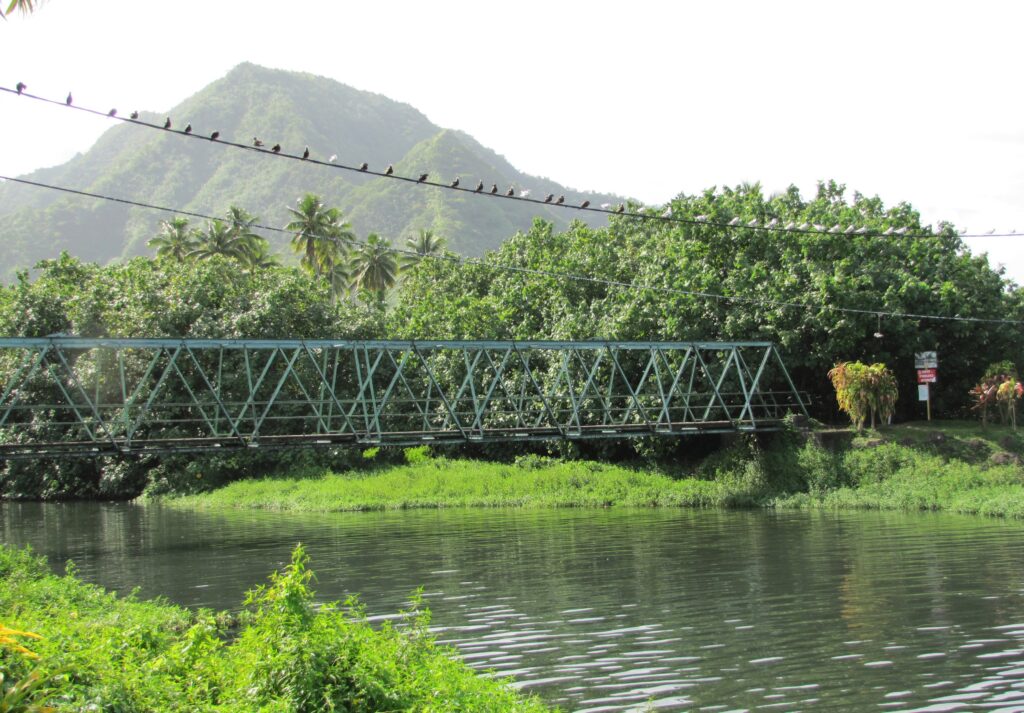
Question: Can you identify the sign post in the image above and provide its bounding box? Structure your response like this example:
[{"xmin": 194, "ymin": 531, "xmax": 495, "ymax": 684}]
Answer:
[{"xmin": 915, "ymin": 352, "xmax": 938, "ymax": 422}]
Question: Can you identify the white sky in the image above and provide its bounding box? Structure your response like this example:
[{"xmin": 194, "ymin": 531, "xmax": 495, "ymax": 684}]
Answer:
[{"xmin": 2, "ymin": 1, "xmax": 1023, "ymax": 280}]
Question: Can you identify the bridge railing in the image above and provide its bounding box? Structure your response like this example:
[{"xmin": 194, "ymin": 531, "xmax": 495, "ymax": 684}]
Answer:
[{"xmin": 0, "ymin": 338, "xmax": 807, "ymax": 458}]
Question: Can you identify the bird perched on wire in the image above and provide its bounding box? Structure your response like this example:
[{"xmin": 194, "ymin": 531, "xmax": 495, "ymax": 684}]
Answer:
[
  {"xmin": 490, "ymin": 183, "xmax": 498, "ymax": 194},
  {"xmin": 580, "ymin": 200, "xmax": 590, "ymax": 209},
  {"xmin": 210, "ymin": 131, "xmax": 220, "ymax": 141},
  {"xmin": 107, "ymin": 108, "xmax": 117, "ymax": 117},
  {"xmin": 15, "ymin": 82, "xmax": 26, "ymax": 94},
  {"xmin": 355, "ymin": 162, "xmax": 366, "ymax": 171},
  {"xmin": 163, "ymin": 118, "xmax": 172, "ymax": 129},
  {"xmin": 600, "ymin": 203, "xmax": 611, "ymax": 210},
  {"xmin": 130, "ymin": 110, "xmax": 139, "ymax": 120},
  {"xmin": 450, "ymin": 177, "xmax": 460, "ymax": 188},
  {"xmin": 506, "ymin": 186, "xmax": 515, "ymax": 196},
  {"xmin": 253, "ymin": 137, "xmax": 264, "ymax": 147},
  {"xmin": 475, "ymin": 180, "xmax": 484, "ymax": 192},
  {"xmin": 271, "ymin": 143, "xmax": 281, "ymax": 153},
  {"xmin": 302, "ymin": 146, "xmax": 310, "ymax": 160},
  {"xmin": 385, "ymin": 165, "xmax": 394, "ymax": 175},
  {"xmin": 184, "ymin": 123, "xmax": 192, "ymax": 134},
  {"xmin": 418, "ymin": 172, "xmax": 429, "ymax": 183},
  {"xmin": 543, "ymin": 194, "xmax": 553, "ymax": 203},
  {"xmin": 616, "ymin": 205, "xmax": 625, "ymax": 213},
  {"xmin": 555, "ymin": 195, "xmax": 564, "ymax": 205},
  {"xmin": 520, "ymin": 189, "xmax": 530, "ymax": 198},
  {"xmin": 329, "ymin": 154, "xmax": 338, "ymax": 163},
  {"xmin": 65, "ymin": 92, "xmax": 72, "ymax": 105}
]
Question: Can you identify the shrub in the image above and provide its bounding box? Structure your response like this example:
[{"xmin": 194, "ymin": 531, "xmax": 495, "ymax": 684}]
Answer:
[{"xmin": 828, "ymin": 361, "xmax": 898, "ymax": 430}]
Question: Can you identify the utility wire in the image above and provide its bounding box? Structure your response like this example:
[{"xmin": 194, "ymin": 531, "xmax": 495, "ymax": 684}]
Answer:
[
  {"xmin": 2, "ymin": 173, "xmax": 1021, "ymax": 326},
  {"xmin": 3, "ymin": 84, "xmax": 1019, "ymax": 241}
]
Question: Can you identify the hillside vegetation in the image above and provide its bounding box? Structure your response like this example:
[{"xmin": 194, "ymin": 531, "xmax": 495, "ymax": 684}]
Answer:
[{"xmin": 0, "ymin": 63, "xmax": 620, "ymax": 279}]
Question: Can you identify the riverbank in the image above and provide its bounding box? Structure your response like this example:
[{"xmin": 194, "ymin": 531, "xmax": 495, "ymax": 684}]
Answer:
[
  {"xmin": 0, "ymin": 544, "xmax": 549, "ymax": 712},
  {"xmin": 166, "ymin": 421, "xmax": 1024, "ymax": 519}
]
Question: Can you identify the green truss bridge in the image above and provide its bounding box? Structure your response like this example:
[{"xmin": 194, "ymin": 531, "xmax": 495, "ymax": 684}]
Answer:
[{"xmin": 0, "ymin": 338, "xmax": 807, "ymax": 459}]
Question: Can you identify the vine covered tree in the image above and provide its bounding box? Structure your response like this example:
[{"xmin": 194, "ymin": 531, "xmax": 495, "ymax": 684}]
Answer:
[{"xmin": 828, "ymin": 361, "xmax": 898, "ymax": 430}]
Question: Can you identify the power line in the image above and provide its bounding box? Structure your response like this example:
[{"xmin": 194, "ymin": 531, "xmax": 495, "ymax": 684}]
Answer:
[
  {"xmin": 3, "ymin": 84, "xmax": 1019, "ymax": 241},
  {"xmin": 2, "ymin": 173, "xmax": 1021, "ymax": 327}
]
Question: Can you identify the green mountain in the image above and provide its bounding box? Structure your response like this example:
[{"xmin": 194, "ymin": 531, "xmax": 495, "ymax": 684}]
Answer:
[{"xmin": 0, "ymin": 63, "xmax": 623, "ymax": 278}]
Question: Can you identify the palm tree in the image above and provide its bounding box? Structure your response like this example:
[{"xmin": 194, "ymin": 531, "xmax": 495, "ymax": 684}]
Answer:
[
  {"xmin": 188, "ymin": 220, "xmax": 252, "ymax": 261},
  {"xmin": 237, "ymin": 238, "xmax": 280, "ymax": 272},
  {"xmin": 148, "ymin": 217, "xmax": 198, "ymax": 263},
  {"xmin": 285, "ymin": 194, "xmax": 354, "ymax": 278},
  {"xmin": 401, "ymin": 228, "xmax": 448, "ymax": 270},
  {"xmin": 1, "ymin": 0, "xmax": 43, "ymax": 18},
  {"xmin": 350, "ymin": 233, "xmax": 399, "ymax": 302},
  {"xmin": 225, "ymin": 206, "xmax": 269, "ymax": 267}
]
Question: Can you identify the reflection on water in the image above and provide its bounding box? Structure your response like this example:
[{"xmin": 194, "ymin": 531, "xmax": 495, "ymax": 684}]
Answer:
[{"xmin": 3, "ymin": 502, "xmax": 1024, "ymax": 711}]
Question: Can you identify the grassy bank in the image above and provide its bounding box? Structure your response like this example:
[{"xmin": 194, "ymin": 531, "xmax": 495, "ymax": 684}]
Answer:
[
  {"xmin": 166, "ymin": 422, "xmax": 1024, "ymax": 519},
  {"xmin": 0, "ymin": 545, "xmax": 549, "ymax": 712}
]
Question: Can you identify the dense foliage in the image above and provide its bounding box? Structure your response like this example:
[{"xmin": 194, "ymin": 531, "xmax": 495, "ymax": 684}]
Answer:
[
  {"xmin": 828, "ymin": 362, "xmax": 898, "ymax": 430},
  {"xmin": 394, "ymin": 181, "xmax": 1024, "ymax": 421},
  {"xmin": 0, "ymin": 544, "xmax": 549, "ymax": 712}
]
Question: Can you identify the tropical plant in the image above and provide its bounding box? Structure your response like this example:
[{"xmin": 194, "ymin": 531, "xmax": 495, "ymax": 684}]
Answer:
[
  {"xmin": 0, "ymin": 623, "xmax": 58, "ymax": 713},
  {"xmin": 0, "ymin": 0, "xmax": 43, "ymax": 18},
  {"xmin": 401, "ymin": 229, "xmax": 448, "ymax": 270},
  {"xmin": 971, "ymin": 367, "xmax": 1022, "ymax": 428},
  {"xmin": 285, "ymin": 194, "xmax": 353, "ymax": 278},
  {"xmin": 188, "ymin": 220, "xmax": 252, "ymax": 262},
  {"xmin": 828, "ymin": 361, "xmax": 898, "ymax": 430},
  {"xmin": 350, "ymin": 233, "xmax": 399, "ymax": 302},
  {"xmin": 147, "ymin": 218, "xmax": 198, "ymax": 263},
  {"xmin": 997, "ymin": 379, "xmax": 1023, "ymax": 429}
]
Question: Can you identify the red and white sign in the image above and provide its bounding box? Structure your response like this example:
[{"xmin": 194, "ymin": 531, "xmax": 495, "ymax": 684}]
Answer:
[{"xmin": 916, "ymin": 368, "xmax": 937, "ymax": 384}]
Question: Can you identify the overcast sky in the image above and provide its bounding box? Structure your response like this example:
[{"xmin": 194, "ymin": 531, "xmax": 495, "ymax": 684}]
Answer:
[{"xmin": 2, "ymin": 1, "xmax": 1023, "ymax": 280}]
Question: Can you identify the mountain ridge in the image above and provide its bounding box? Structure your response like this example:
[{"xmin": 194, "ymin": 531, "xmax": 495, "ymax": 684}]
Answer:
[{"xmin": 0, "ymin": 63, "xmax": 624, "ymax": 278}]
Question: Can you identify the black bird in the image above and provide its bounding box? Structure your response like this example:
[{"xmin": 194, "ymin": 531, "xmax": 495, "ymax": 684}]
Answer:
[
  {"xmin": 302, "ymin": 146, "xmax": 310, "ymax": 160},
  {"xmin": 506, "ymin": 186, "xmax": 515, "ymax": 196},
  {"xmin": 475, "ymin": 180, "xmax": 484, "ymax": 192},
  {"xmin": 15, "ymin": 82, "xmax": 25, "ymax": 95},
  {"xmin": 65, "ymin": 92, "xmax": 72, "ymax": 105},
  {"xmin": 417, "ymin": 173, "xmax": 429, "ymax": 183},
  {"xmin": 385, "ymin": 164, "xmax": 394, "ymax": 175},
  {"xmin": 184, "ymin": 123, "xmax": 192, "ymax": 134},
  {"xmin": 450, "ymin": 177, "xmax": 460, "ymax": 188},
  {"xmin": 210, "ymin": 131, "xmax": 220, "ymax": 141},
  {"xmin": 163, "ymin": 117, "xmax": 172, "ymax": 129},
  {"xmin": 253, "ymin": 137, "xmax": 264, "ymax": 147},
  {"xmin": 544, "ymin": 194, "xmax": 554, "ymax": 203},
  {"xmin": 555, "ymin": 195, "xmax": 564, "ymax": 205},
  {"xmin": 107, "ymin": 108, "xmax": 117, "ymax": 117},
  {"xmin": 130, "ymin": 110, "xmax": 139, "ymax": 120},
  {"xmin": 490, "ymin": 183, "xmax": 498, "ymax": 194},
  {"xmin": 359, "ymin": 162, "xmax": 369, "ymax": 171},
  {"xmin": 580, "ymin": 200, "xmax": 590, "ymax": 209},
  {"xmin": 271, "ymin": 143, "xmax": 281, "ymax": 153},
  {"xmin": 616, "ymin": 204, "xmax": 625, "ymax": 213}
]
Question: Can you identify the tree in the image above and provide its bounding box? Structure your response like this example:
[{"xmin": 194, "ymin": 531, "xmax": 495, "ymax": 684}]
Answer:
[
  {"xmin": 828, "ymin": 362, "xmax": 898, "ymax": 430},
  {"xmin": 350, "ymin": 234, "xmax": 399, "ymax": 302},
  {"xmin": 189, "ymin": 220, "xmax": 252, "ymax": 262},
  {"xmin": 0, "ymin": 0, "xmax": 43, "ymax": 18},
  {"xmin": 401, "ymin": 229, "xmax": 448, "ymax": 270},
  {"xmin": 224, "ymin": 206, "xmax": 274, "ymax": 270},
  {"xmin": 148, "ymin": 218, "xmax": 198, "ymax": 263},
  {"xmin": 285, "ymin": 194, "xmax": 353, "ymax": 278}
]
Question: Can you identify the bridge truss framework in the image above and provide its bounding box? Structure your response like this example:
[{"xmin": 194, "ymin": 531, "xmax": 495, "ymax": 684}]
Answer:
[{"xmin": 0, "ymin": 338, "xmax": 807, "ymax": 458}]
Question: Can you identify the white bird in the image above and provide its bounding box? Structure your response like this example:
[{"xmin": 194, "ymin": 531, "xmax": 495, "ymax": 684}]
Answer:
[
  {"xmin": 958, "ymin": 228, "xmax": 967, "ymax": 235},
  {"xmin": 747, "ymin": 219, "xmax": 759, "ymax": 228},
  {"xmin": 844, "ymin": 225, "xmax": 856, "ymax": 234},
  {"xmin": 520, "ymin": 189, "xmax": 531, "ymax": 198},
  {"xmin": 662, "ymin": 207, "xmax": 673, "ymax": 218},
  {"xmin": 813, "ymin": 224, "xmax": 825, "ymax": 232},
  {"xmin": 600, "ymin": 203, "xmax": 612, "ymax": 210},
  {"xmin": 765, "ymin": 218, "xmax": 778, "ymax": 228},
  {"xmin": 328, "ymin": 154, "xmax": 337, "ymax": 163},
  {"xmin": 798, "ymin": 223, "xmax": 810, "ymax": 230},
  {"xmin": 728, "ymin": 217, "xmax": 741, "ymax": 226},
  {"xmin": 855, "ymin": 227, "xmax": 868, "ymax": 234},
  {"xmin": 895, "ymin": 227, "xmax": 908, "ymax": 235},
  {"xmin": 883, "ymin": 227, "xmax": 894, "ymax": 236},
  {"xmin": 985, "ymin": 228, "xmax": 995, "ymax": 235},
  {"xmin": 694, "ymin": 215, "xmax": 708, "ymax": 222},
  {"xmin": 783, "ymin": 222, "xmax": 795, "ymax": 230},
  {"xmin": 830, "ymin": 225, "xmax": 842, "ymax": 234}
]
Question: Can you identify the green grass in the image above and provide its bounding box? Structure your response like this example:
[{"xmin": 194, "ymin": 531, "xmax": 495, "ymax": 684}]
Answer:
[
  {"xmin": 165, "ymin": 422, "xmax": 1024, "ymax": 520},
  {"xmin": 0, "ymin": 545, "xmax": 550, "ymax": 712}
]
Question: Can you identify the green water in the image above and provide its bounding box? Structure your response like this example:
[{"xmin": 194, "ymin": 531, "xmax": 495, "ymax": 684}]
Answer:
[{"xmin": 3, "ymin": 502, "xmax": 1024, "ymax": 711}]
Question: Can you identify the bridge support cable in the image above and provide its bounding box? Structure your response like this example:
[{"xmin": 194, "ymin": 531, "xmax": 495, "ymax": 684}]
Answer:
[{"xmin": 0, "ymin": 338, "xmax": 808, "ymax": 458}]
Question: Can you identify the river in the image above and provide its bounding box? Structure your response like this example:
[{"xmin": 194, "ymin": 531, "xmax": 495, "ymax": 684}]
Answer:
[{"xmin": 3, "ymin": 502, "xmax": 1024, "ymax": 711}]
